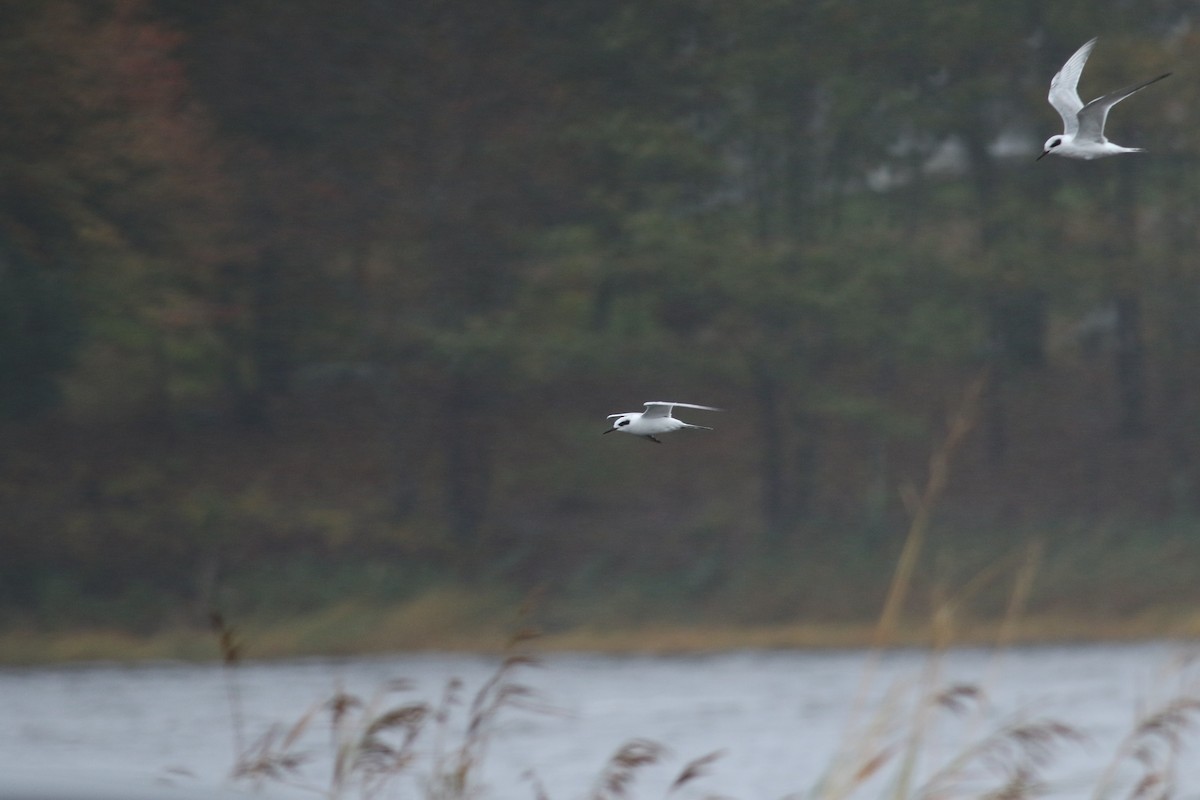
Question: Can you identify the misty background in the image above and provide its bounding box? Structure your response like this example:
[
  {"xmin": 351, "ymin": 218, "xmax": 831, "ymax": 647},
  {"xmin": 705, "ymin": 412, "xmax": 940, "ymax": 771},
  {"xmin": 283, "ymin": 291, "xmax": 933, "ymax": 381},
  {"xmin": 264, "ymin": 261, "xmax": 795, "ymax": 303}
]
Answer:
[{"xmin": 3, "ymin": 0, "xmax": 1200, "ymax": 653}]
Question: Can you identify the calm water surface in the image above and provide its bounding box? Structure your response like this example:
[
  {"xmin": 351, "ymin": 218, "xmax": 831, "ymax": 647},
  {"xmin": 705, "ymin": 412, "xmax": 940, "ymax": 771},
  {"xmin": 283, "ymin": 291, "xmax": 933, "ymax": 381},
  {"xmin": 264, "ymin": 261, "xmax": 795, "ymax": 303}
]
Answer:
[{"xmin": 2, "ymin": 641, "xmax": 1199, "ymax": 798}]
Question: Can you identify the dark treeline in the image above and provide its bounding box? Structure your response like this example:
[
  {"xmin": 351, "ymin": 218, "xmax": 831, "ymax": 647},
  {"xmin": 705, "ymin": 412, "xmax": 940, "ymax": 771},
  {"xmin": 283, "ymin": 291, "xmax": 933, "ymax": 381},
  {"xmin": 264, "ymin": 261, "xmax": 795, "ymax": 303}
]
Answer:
[{"xmin": 4, "ymin": 0, "xmax": 1200, "ymax": 630}]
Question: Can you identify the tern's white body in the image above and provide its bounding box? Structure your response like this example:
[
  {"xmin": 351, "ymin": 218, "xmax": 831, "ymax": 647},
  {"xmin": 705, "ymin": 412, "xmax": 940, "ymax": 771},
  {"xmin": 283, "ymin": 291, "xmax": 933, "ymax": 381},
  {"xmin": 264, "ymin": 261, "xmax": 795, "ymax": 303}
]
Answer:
[
  {"xmin": 1039, "ymin": 37, "xmax": 1170, "ymax": 161},
  {"xmin": 603, "ymin": 401, "xmax": 721, "ymax": 443}
]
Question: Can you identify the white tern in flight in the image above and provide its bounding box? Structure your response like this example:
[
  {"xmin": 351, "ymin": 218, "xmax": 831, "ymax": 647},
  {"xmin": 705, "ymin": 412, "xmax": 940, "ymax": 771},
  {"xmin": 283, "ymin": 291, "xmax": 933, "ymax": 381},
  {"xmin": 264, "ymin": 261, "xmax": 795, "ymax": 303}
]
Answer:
[
  {"xmin": 1039, "ymin": 37, "xmax": 1170, "ymax": 161},
  {"xmin": 603, "ymin": 401, "xmax": 722, "ymax": 443}
]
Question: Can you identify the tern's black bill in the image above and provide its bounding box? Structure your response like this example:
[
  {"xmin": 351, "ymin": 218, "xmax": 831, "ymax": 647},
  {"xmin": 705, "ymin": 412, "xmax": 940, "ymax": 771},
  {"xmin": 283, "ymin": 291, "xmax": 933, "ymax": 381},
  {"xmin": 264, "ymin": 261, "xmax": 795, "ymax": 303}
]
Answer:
[
  {"xmin": 602, "ymin": 428, "xmax": 617, "ymax": 434},
  {"xmin": 1036, "ymin": 150, "xmax": 1049, "ymax": 161}
]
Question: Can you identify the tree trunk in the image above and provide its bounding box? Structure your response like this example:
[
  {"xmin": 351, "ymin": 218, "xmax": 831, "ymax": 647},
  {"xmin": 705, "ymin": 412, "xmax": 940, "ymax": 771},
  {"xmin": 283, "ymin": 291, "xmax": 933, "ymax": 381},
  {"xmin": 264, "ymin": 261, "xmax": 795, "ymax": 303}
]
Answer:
[
  {"xmin": 442, "ymin": 378, "xmax": 494, "ymax": 562},
  {"xmin": 982, "ymin": 361, "xmax": 1007, "ymax": 464},
  {"xmin": 1114, "ymin": 292, "xmax": 1145, "ymax": 436},
  {"xmin": 788, "ymin": 408, "xmax": 820, "ymax": 526},
  {"xmin": 249, "ymin": 250, "xmax": 293, "ymax": 398},
  {"xmin": 146, "ymin": 324, "xmax": 177, "ymax": 440},
  {"xmin": 1111, "ymin": 160, "xmax": 1145, "ymax": 437},
  {"xmin": 754, "ymin": 368, "xmax": 785, "ymax": 539}
]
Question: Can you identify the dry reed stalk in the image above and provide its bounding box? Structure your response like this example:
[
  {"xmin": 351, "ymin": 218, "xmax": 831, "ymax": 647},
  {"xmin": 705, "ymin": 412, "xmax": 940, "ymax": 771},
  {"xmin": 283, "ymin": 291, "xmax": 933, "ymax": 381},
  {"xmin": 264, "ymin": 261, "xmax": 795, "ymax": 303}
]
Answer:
[
  {"xmin": 1092, "ymin": 694, "xmax": 1200, "ymax": 800},
  {"xmin": 329, "ymin": 684, "xmax": 430, "ymax": 800},
  {"xmin": 926, "ymin": 538, "xmax": 1042, "ymax": 653},
  {"xmin": 425, "ymin": 629, "xmax": 558, "ymax": 800},
  {"xmin": 812, "ymin": 372, "xmax": 1076, "ymax": 800},
  {"xmin": 231, "ymin": 703, "xmax": 322, "ymax": 790},
  {"xmin": 915, "ymin": 716, "xmax": 1084, "ymax": 799},
  {"xmin": 814, "ymin": 373, "xmax": 985, "ymax": 800},
  {"xmin": 589, "ymin": 739, "xmax": 668, "ymax": 800},
  {"xmin": 952, "ymin": 539, "xmax": 1043, "ymax": 734},
  {"xmin": 581, "ymin": 739, "xmax": 725, "ymax": 800},
  {"xmin": 808, "ymin": 677, "xmax": 923, "ymax": 799},
  {"xmin": 882, "ymin": 543, "xmax": 1049, "ymax": 800},
  {"xmin": 667, "ymin": 749, "xmax": 725, "ymax": 794},
  {"xmin": 522, "ymin": 768, "xmax": 552, "ymax": 800},
  {"xmin": 209, "ymin": 611, "xmax": 247, "ymax": 767},
  {"xmin": 224, "ymin": 645, "xmax": 551, "ymax": 800},
  {"xmin": 995, "ymin": 540, "xmax": 1042, "ymax": 653},
  {"xmin": 874, "ymin": 370, "xmax": 987, "ymax": 650}
]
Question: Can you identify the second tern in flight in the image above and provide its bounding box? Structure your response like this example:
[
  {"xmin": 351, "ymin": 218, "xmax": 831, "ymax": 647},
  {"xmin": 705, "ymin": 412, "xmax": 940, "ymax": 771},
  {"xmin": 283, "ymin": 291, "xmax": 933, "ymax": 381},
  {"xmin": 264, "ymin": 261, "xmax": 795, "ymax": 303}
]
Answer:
[
  {"xmin": 603, "ymin": 401, "xmax": 722, "ymax": 443},
  {"xmin": 1039, "ymin": 37, "xmax": 1170, "ymax": 161}
]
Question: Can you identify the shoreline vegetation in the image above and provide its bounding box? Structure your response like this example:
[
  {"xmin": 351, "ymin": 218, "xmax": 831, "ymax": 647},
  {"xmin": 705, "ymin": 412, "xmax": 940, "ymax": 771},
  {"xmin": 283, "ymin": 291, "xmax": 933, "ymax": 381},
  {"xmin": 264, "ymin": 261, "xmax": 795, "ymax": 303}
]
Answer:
[
  {"xmin": 4, "ymin": 603, "xmax": 1200, "ymax": 667},
  {"xmin": 6, "ymin": 379, "xmax": 1198, "ymax": 668}
]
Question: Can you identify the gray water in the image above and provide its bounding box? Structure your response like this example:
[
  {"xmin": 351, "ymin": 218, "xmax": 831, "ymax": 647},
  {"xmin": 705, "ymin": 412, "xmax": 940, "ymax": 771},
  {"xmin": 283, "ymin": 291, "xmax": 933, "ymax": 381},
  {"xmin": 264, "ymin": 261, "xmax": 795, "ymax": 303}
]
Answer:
[{"xmin": 1, "ymin": 641, "xmax": 1199, "ymax": 799}]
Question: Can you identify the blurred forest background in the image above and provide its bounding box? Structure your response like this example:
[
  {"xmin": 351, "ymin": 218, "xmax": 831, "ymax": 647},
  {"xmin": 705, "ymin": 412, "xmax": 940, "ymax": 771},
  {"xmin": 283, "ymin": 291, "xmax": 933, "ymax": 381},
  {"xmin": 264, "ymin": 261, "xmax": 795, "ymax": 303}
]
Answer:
[{"xmin": 4, "ymin": 0, "xmax": 1200, "ymax": 653}]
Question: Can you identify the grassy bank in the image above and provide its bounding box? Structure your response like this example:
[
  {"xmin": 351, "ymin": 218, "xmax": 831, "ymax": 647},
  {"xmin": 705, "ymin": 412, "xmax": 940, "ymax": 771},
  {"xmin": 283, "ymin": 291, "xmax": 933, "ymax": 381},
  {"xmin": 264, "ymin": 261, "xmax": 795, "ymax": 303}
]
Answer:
[
  {"xmin": 7, "ymin": 515, "xmax": 1200, "ymax": 665},
  {"xmin": 9, "ymin": 389, "xmax": 1200, "ymax": 667},
  {"xmin": 4, "ymin": 588, "xmax": 1200, "ymax": 666}
]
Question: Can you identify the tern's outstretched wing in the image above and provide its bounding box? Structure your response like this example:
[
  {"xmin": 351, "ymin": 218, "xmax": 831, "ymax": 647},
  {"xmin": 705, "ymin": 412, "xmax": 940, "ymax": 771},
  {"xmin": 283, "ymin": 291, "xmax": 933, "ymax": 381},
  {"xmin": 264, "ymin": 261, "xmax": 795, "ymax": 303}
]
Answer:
[
  {"xmin": 642, "ymin": 401, "xmax": 723, "ymax": 419},
  {"xmin": 1075, "ymin": 72, "xmax": 1171, "ymax": 144},
  {"xmin": 1048, "ymin": 37, "xmax": 1097, "ymax": 136}
]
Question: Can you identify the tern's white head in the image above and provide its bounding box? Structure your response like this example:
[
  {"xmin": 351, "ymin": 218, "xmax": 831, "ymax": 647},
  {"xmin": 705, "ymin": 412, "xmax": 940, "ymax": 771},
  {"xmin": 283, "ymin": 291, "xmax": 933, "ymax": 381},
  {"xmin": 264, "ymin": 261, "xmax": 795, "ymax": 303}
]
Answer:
[
  {"xmin": 603, "ymin": 413, "xmax": 635, "ymax": 434},
  {"xmin": 1039, "ymin": 135, "xmax": 1065, "ymax": 160}
]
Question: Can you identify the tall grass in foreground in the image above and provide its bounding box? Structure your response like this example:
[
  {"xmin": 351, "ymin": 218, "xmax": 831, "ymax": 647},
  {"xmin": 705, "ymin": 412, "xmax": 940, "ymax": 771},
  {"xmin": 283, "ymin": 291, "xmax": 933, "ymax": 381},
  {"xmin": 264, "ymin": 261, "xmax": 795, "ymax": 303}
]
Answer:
[
  {"xmin": 212, "ymin": 620, "xmax": 721, "ymax": 800},
  {"xmin": 212, "ymin": 376, "xmax": 1200, "ymax": 798},
  {"xmin": 212, "ymin": 620, "xmax": 1200, "ymax": 799}
]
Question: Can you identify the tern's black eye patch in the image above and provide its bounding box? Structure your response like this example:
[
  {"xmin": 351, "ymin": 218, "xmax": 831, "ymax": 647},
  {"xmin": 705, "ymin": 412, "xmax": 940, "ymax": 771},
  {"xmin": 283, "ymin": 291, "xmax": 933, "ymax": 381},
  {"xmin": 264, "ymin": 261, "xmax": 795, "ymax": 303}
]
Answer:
[{"xmin": 618, "ymin": 419, "xmax": 630, "ymax": 426}]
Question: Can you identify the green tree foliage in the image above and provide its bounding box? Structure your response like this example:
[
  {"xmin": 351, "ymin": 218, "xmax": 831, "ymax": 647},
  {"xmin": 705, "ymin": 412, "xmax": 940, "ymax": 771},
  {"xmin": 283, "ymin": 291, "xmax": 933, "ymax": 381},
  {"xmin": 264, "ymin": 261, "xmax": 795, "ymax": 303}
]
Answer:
[
  {"xmin": 0, "ymin": 241, "xmax": 78, "ymax": 418},
  {"xmin": 0, "ymin": 0, "xmax": 243, "ymax": 423}
]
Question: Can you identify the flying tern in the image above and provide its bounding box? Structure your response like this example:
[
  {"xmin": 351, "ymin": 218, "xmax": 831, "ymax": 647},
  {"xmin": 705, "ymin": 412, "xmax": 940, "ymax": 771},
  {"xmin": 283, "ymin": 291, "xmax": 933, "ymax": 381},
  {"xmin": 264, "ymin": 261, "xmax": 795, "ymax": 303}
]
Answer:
[
  {"xmin": 603, "ymin": 401, "xmax": 722, "ymax": 443},
  {"xmin": 1039, "ymin": 37, "xmax": 1170, "ymax": 161}
]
